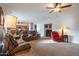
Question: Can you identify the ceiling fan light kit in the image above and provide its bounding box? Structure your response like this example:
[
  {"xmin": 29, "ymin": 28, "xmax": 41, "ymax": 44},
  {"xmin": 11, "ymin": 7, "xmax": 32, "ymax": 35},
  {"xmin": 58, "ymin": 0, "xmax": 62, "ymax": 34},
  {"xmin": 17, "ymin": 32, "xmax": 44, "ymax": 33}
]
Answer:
[
  {"xmin": 46, "ymin": 3, "xmax": 72, "ymax": 13},
  {"xmin": 54, "ymin": 8, "xmax": 61, "ymax": 12}
]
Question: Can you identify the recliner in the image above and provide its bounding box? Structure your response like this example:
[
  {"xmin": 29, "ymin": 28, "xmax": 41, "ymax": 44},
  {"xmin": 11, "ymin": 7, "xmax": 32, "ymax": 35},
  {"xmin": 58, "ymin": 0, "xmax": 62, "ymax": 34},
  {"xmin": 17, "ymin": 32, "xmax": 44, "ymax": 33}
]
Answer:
[{"xmin": 3, "ymin": 33, "xmax": 31, "ymax": 56}]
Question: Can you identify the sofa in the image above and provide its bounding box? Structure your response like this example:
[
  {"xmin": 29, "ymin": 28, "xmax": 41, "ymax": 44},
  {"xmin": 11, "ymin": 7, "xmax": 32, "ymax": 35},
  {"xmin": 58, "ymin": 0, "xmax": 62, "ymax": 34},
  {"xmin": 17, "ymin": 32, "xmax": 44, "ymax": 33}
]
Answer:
[
  {"xmin": 22, "ymin": 30, "xmax": 40, "ymax": 41},
  {"xmin": 3, "ymin": 33, "xmax": 31, "ymax": 56}
]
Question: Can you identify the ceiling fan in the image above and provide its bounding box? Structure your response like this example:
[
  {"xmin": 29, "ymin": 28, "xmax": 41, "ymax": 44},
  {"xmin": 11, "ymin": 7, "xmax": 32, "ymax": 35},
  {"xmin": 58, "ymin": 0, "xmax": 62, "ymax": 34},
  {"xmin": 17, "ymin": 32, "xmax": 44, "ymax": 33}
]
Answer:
[{"xmin": 46, "ymin": 3, "xmax": 72, "ymax": 13}]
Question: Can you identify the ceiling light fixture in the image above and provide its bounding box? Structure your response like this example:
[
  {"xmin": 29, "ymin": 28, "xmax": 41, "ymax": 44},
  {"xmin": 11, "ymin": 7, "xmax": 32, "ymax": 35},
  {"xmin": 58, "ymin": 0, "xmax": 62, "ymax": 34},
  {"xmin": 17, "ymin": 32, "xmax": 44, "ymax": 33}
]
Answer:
[{"xmin": 46, "ymin": 3, "xmax": 72, "ymax": 13}]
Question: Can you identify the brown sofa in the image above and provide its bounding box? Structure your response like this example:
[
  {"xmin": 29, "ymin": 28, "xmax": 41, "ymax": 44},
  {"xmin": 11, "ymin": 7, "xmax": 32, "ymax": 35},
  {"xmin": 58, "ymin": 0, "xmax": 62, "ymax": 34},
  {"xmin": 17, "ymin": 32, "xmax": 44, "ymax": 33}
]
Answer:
[
  {"xmin": 22, "ymin": 30, "xmax": 40, "ymax": 42},
  {"xmin": 3, "ymin": 33, "xmax": 31, "ymax": 56}
]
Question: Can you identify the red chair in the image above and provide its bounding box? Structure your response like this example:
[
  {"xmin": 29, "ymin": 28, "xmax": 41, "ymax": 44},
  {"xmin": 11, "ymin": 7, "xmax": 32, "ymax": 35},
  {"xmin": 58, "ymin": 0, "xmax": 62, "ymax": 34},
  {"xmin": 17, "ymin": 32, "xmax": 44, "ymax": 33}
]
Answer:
[{"xmin": 51, "ymin": 31, "xmax": 64, "ymax": 42}]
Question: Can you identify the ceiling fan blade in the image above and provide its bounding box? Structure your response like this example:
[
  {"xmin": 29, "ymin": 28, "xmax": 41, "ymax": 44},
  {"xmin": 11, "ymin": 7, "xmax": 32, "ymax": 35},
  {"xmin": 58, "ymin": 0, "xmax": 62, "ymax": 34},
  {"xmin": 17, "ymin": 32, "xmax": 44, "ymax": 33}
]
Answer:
[
  {"xmin": 54, "ymin": 3, "xmax": 59, "ymax": 8},
  {"xmin": 56, "ymin": 3, "xmax": 62, "ymax": 8},
  {"xmin": 49, "ymin": 10, "xmax": 54, "ymax": 13},
  {"xmin": 46, "ymin": 7, "xmax": 54, "ymax": 9},
  {"xmin": 60, "ymin": 4, "xmax": 72, "ymax": 8}
]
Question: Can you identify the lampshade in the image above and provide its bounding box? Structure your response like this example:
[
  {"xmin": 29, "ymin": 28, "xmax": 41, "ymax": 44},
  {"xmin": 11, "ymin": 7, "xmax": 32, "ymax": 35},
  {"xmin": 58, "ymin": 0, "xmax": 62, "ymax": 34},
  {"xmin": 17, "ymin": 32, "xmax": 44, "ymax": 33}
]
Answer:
[
  {"xmin": 59, "ymin": 25, "xmax": 69, "ymax": 36},
  {"xmin": 5, "ymin": 15, "xmax": 17, "ymax": 28}
]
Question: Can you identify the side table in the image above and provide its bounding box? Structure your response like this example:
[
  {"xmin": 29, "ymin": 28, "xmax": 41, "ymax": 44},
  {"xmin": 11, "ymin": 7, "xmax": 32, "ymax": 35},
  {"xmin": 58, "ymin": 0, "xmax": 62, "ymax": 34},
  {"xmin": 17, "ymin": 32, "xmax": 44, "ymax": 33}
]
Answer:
[{"xmin": 64, "ymin": 35, "xmax": 68, "ymax": 42}]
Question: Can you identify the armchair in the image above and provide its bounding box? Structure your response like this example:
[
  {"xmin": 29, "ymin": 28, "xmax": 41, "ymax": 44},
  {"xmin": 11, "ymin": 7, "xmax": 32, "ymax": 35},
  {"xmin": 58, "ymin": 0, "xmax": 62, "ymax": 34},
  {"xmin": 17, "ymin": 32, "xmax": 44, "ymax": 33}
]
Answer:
[{"xmin": 51, "ymin": 31, "xmax": 64, "ymax": 42}]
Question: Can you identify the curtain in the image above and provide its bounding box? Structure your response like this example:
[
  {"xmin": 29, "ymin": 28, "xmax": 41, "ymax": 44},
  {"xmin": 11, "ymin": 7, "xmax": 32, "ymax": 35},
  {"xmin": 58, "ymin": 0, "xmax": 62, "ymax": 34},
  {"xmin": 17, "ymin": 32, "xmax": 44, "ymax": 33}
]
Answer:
[
  {"xmin": 0, "ymin": 6, "xmax": 4, "ymax": 42},
  {"xmin": 0, "ymin": 6, "xmax": 4, "ymax": 25}
]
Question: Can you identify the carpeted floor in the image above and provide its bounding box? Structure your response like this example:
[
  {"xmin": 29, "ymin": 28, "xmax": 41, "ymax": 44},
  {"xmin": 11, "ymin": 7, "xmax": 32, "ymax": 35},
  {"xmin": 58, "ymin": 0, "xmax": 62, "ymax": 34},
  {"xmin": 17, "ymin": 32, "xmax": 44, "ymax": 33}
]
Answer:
[{"xmin": 15, "ymin": 38, "xmax": 79, "ymax": 56}]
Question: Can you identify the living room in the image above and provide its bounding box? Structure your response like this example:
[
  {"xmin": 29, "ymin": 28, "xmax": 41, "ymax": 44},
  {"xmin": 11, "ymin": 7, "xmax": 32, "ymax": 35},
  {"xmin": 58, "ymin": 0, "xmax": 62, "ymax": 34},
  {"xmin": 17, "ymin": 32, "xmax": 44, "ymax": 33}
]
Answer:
[{"xmin": 0, "ymin": 3, "xmax": 79, "ymax": 56}]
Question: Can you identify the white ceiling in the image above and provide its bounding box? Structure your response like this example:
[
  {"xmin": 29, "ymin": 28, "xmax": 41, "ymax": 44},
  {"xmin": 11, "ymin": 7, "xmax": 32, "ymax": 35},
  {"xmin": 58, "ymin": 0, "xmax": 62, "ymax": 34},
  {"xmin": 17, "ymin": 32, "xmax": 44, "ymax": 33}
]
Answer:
[
  {"xmin": 0, "ymin": 3, "xmax": 79, "ymax": 29},
  {"xmin": 1, "ymin": 3, "xmax": 79, "ymax": 24},
  {"xmin": 1, "ymin": 3, "xmax": 79, "ymax": 28},
  {"xmin": 1, "ymin": 3, "xmax": 51, "ymax": 23},
  {"xmin": 0, "ymin": 3, "xmax": 79, "ymax": 30}
]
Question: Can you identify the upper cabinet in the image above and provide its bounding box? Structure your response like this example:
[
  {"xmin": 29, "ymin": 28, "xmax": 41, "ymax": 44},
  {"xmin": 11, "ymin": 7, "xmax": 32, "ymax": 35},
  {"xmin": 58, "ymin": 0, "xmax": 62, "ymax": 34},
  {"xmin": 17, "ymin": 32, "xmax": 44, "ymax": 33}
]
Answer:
[{"xmin": 16, "ymin": 22, "xmax": 29, "ymax": 31}]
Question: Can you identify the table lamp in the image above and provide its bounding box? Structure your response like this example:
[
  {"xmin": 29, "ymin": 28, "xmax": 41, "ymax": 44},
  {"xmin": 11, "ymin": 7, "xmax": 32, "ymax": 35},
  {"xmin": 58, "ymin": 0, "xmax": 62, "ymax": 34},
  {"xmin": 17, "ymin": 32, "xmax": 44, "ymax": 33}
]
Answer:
[{"xmin": 59, "ymin": 25, "xmax": 69, "ymax": 36}]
